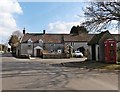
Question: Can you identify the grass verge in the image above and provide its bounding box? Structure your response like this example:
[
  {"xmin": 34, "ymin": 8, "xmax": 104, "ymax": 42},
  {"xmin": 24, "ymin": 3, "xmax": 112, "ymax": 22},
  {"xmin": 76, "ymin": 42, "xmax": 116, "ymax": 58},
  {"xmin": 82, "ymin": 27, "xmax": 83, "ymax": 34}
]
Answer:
[{"xmin": 59, "ymin": 60, "xmax": 120, "ymax": 70}]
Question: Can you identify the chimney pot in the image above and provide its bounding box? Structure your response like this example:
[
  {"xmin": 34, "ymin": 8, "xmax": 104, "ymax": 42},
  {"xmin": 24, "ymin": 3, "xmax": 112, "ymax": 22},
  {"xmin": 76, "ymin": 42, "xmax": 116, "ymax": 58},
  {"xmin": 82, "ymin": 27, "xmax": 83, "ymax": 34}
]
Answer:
[
  {"xmin": 43, "ymin": 30, "xmax": 45, "ymax": 34},
  {"xmin": 23, "ymin": 28, "xmax": 25, "ymax": 35}
]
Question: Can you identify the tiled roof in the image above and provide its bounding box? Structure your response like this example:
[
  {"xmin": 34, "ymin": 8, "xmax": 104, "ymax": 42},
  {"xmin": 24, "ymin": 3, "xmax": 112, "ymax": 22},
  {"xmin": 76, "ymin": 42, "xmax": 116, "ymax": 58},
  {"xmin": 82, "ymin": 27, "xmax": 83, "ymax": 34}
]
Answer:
[
  {"xmin": 21, "ymin": 32, "xmax": 119, "ymax": 44},
  {"xmin": 87, "ymin": 31, "xmax": 108, "ymax": 45},
  {"xmin": 21, "ymin": 33, "xmax": 43, "ymax": 43},
  {"xmin": 64, "ymin": 33, "xmax": 93, "ymax": 42},
  {"xmin": 87, "ymin": 31, "xmax": 118, "ymax": 45},
  {"xmin": 22, "ymin": 33, "xmax": 64, "ymax": 43},
  {"xmin": 113, "ymin": 34, "xmax": 120, "ymax": 42},
  {"xmin": 43, "ymin": 34, "xmax": 63, "ymax": 43},
  {"xmin": 21, "ymin": 33, "xmax": 93, "ymax": 43}
]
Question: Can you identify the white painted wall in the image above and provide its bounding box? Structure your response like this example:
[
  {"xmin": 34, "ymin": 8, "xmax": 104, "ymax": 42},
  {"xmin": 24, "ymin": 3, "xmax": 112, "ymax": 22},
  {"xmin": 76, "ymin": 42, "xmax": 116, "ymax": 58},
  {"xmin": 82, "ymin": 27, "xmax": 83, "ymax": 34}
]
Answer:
[
  {"xmin": 96, "ymin": 45, "xmax": 99, "ymax": 61},
  {"xmin": 20, "ymin": 43, "xmax": 64, "ymax": 55},
  {"xmin": 65, "ymin": 42, "xmax": 88, "ymax": 51},
  {"xmin": 88, "ymin": 45, "xmax": 99, "ymax": 61},
  {"xmin": 18, "ymin": 42, "xmax": 90, "ymax": 57},
  {"xmin": 16, "ymin": 44, "xmax": 20, "ymax": 56},
  {"xmin": 28, "ymin": 49, "xmax": 32, "ymax": 54},
  {"xmin": 45, "ymin": 43, "xmax": 64, "ymax": 53},
  {"xmin": 21, "ymin": 43, "xmax": 33, "ymax": 55},
  {"xmin": 88, "ymin": 46, "xmax": 92, "ymax": 60}
]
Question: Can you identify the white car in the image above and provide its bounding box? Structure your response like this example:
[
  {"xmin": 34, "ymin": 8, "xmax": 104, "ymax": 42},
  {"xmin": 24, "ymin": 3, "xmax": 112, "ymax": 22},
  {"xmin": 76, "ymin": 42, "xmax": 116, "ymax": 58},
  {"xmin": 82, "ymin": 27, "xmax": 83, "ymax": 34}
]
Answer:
[{"xmin": 74, "ymin": 51, "xmax": 83, "ymax": 57}]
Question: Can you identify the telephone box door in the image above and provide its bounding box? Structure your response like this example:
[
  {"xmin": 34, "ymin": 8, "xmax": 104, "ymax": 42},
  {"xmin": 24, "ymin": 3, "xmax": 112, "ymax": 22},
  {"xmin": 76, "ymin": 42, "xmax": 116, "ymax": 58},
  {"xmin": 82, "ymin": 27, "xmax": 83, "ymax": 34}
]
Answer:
[{"xmin": 104, "ymin": 39, "xmax": 116, "ymax": 63}]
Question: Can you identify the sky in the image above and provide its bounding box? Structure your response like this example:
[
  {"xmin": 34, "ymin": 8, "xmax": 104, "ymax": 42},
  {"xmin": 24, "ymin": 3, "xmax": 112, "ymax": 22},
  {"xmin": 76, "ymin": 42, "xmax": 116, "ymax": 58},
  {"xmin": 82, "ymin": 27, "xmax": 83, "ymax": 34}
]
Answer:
[
  {"xmin": 0, "ymin": 0, "xmax": 119, "ymax": 44},
  {"xmin": 17, "ymin": 2, "xmax": 86, "ymax": 33}
]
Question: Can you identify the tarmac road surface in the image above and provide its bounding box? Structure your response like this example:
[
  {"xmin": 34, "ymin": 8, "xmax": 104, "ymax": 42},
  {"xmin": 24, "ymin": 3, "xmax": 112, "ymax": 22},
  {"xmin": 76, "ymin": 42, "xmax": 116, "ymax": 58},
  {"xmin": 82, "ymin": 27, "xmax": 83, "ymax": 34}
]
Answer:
[{"xmin": 1, "ymin": 56, "xmax": 119, "ymax": 90}]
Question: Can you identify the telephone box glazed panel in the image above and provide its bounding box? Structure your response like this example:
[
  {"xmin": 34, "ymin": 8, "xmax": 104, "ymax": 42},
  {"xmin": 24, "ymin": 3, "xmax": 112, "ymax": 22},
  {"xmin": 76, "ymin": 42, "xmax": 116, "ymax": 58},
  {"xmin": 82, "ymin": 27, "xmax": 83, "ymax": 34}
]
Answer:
[{"xmin": 104, "ymin": 39, "xmax": 116, "ymax": 63}]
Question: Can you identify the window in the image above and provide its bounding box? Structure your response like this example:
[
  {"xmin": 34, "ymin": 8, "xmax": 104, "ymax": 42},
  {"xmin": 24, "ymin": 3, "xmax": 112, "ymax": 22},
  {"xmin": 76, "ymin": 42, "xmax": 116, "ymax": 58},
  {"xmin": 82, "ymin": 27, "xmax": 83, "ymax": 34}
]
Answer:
[
  {"xmin": 39, "ymin": 39, "xmax": 43, "ymax": 44},
  {"xmin": 71, "ymin": 42, "xmax": 74, "ymax": 46},
  {"xmin": 58, "ymin": 49, "xmax": 62, "ymax": 53},
  {"xmin": 28, "ymin": 39, "xmax": 32, "ymax": 44},
  {"xmin": 28, "ymin": 49, "xmax": 32, "ymax": 54},
  {"xmin": 28, "ymin": 45, "xmax": 31, "ymax": 49},
  {"xmin": 50, "ymin": 44, "xmax": 55, "ymax": 46},
  {"xmin": 50, "ymin": 50, "xmax": 54, "ymax": 53},
  {"xmin": 111, "ymin": 43, "xmax": 113, "ymax": 46}
]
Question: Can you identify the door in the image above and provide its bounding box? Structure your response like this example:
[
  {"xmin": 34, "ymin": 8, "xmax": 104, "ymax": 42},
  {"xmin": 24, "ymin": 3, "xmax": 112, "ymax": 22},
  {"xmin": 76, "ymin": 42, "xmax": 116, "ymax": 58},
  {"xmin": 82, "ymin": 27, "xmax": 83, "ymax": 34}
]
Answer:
[
  {"xmin": 108, "ymin": 42, "xmax": 116, "ymax": 63},
  {"xmin": 104, "ymin": 40, "xmax": 116, "ymax": 63},
  {"xmin": 92, "ymin": 44, "xmax": 96, "ymax": 60},
  {"xmin": 36, "ymin": 49, "xmax": 41, "ymax": 57},
  {"xmin": 18, "ymin": 50, "xmax": 20, "ymax": 56}
]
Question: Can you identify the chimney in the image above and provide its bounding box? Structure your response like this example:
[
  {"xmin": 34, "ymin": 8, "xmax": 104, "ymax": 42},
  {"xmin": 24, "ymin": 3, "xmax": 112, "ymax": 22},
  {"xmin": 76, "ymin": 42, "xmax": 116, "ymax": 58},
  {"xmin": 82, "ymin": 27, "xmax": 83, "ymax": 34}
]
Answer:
[
  {"xmin": 43, "ymin": 30, "xmax": 45, "ymax": 34},
  {"xmin": 23, "ymin": 28, "xmax": 25, "ymax": 35}
]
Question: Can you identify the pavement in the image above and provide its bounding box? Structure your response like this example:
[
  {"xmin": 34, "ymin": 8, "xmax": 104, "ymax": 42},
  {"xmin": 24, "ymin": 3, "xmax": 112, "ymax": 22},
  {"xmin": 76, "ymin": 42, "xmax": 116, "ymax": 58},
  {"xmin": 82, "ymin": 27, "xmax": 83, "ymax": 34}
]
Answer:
[{"xmin": 1, "ymin": 54, "xmax": 119, "ymax": 90}]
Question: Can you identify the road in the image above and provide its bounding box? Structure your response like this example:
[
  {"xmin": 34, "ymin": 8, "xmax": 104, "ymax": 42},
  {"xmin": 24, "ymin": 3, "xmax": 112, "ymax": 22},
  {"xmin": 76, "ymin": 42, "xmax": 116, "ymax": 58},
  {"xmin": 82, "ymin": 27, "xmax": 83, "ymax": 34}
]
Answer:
[{"xmin": 1, "ymin": 55, "xmax": 119, "ymax": 90}]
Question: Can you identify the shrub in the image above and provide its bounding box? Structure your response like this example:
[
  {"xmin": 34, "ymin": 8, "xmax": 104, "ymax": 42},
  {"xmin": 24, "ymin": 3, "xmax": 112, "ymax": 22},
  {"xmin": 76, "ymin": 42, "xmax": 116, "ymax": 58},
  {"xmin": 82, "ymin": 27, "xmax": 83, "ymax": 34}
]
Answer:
[{"xmin": 16, "ymin": 54, "xmax": 30, "ymax": 59}]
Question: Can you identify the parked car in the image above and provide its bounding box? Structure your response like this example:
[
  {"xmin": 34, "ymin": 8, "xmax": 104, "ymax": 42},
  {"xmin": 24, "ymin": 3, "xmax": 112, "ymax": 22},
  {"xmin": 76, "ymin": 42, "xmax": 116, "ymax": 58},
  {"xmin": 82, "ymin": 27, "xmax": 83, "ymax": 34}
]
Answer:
[{"xmin": 74, "ymin": 51, "xmax": 83, "ymax": 57}]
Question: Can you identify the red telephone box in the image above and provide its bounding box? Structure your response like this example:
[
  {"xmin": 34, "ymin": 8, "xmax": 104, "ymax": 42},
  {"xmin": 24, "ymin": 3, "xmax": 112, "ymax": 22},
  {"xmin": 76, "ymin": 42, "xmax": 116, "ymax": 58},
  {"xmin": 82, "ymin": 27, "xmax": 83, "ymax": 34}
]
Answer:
[{"xmin": 104, "ymin": 39, "xmax": 117, "ymax": 63}]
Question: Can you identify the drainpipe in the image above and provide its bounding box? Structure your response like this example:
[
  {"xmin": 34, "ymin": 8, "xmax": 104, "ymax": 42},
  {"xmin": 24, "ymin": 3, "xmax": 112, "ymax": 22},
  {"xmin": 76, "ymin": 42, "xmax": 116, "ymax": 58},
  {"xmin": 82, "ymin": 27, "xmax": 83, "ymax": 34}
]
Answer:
[{"xmin": 33, "ymin": 43, "xmax": 34, "ymax": 57}]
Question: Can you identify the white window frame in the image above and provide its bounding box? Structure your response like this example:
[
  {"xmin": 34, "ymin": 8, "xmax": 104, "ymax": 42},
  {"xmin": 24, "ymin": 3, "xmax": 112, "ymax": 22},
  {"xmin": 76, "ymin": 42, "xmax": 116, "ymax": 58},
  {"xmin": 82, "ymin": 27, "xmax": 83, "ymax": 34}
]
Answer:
[
  {"xmin": 39, "ymin": 39, "xmax": 43, "ymax": 44},
  {"xmin": 28, "ymin": 38, "xmax": 33, "ymax": 44}
]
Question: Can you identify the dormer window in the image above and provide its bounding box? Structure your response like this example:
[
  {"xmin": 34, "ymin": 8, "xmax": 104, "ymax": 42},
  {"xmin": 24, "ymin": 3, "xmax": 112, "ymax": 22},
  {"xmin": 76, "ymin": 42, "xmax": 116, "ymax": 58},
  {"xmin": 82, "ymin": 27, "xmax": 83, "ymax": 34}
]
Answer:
[
  {"xmin": 39, "ymin": 39, "xmax": 43, "ymax": 44},
  {"xmin": 28, "ymin": 38, "xmax": 32, "ymax": 44}
]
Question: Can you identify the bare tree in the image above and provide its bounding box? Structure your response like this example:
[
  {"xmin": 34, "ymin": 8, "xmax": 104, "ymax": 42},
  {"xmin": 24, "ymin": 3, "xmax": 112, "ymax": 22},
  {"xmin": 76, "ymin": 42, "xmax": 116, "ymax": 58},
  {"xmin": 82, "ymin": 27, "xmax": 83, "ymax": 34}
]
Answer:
[
  {"xmin": 12, "ymin": 30, "xmax": 23, "ymax": 39},
  {"xmin": 8, "ymin": 30, "xmax": 23, "ymax": 54},
  {"xmin": 82, "ymin": 2, "xmax": 120, "ymax": 32},
  {"xmin": 8, "ymin": 35, "xmax": 20, "ymax": 54}
]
